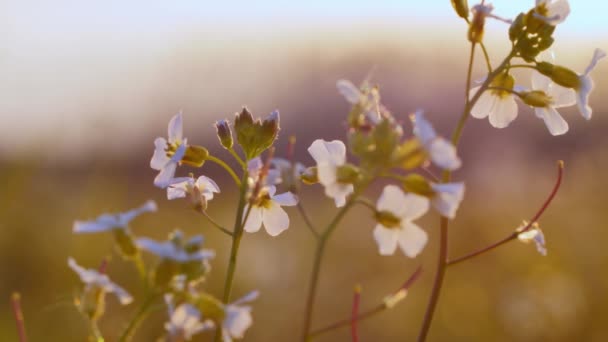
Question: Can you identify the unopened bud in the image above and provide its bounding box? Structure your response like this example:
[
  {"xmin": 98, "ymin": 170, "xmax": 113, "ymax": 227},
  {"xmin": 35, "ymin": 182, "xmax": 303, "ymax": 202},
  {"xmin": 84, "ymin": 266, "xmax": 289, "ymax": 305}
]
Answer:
[
  {"xmin": 300, "ymin": 167, "xmax": 319, "ymax": 184},
  {"xmin": 234, "ymin": 107, "xmax": 254, "ymax": 130},
  {"xmin": 336, "ymin": 164, "xmax": 361, "ymax": 184},
  {"xmin": 520, "ymin": 90, "xmax": 552, "ymax": 108},
  {"xmin": 402, "ymin": 173, "xmax": 435, "ymax": 197},
  {"xmin": 450, "ymin": 0, "xmax": 469, "ymax": 20},
  {"xmin": 469, "ymin": 4, "xmax": 492, "ymax": 43},
  {"xmin": 215, "ymin": 120, "xmax": 233, "ymax": 149},
  {"xmin": 536, "ymin": 62, "xmax": 580, "ymax": 89},
  {"xmin": 182, "ymin": 145, "xmax": 209, "ymax": 167}
]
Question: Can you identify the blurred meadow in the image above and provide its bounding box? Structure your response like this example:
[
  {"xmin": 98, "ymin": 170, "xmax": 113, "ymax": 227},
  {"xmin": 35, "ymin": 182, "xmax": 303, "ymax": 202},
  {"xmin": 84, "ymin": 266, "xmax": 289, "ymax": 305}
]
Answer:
[{"xmin": 1, "ymin": 0, "xmax": 608, "ymax": 341}]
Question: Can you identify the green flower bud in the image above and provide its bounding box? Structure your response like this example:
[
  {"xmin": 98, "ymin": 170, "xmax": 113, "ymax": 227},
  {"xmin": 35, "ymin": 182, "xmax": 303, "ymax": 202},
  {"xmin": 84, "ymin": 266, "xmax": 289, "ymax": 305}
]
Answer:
[
  {"xmin": 181, "ymin": 145, "xmax": 209, "ymax": 167},
  {"xmin": 402, "ymin": 173, "xmax": 435, "ymax": 197},
  {"xmin": 215, "ymin": 120, "xmax": 234, "ymax": 149},
  {"xmin": 520, "ymin": 90, "xmax": 552, "ymax": 108},
  {"xmin": 336, "ymin": 164, "xmax": 361, "ymax": 184},
  {"xmin": 391, "ymin": 139, "xmax": 426, "ymax": 170},
  {"xmin": 234, "ymin": 107, "xmax": 280, "ymax": 159},
  {"xmin": 375, "ymin": 210, "xmax": 402, "ymax": 228},
  {"xmin": 536, "ymin": 62, "xmax": 580, "ymax": 89},
  {"xmin": 112, "ymin": 229, "xmax": 138, "ymax": 258},
  {"xmin": 450, "ymin": 0, "xmax": 469, "ymax": 20},
  {"xmin": 300, "ymin": 167, "xmax": 319, "ymax": 184}
]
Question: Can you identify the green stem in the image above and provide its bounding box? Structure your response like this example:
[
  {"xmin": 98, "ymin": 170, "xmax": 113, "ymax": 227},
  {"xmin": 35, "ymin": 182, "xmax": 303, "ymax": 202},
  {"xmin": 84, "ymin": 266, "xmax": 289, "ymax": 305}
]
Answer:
[
  {"xmin": 228, "ymin": 148, "xmax": 246, "ymax": 169},
  {"xmin": 207, "ymin": 155, "xmax": 241, "ymax": 186},
  {"xmin": 200, "ymin": 211, "xmax": 233, "ymax": 237},
  {"xmin": 90, "ymin": 320, "xmax": 104, "ymax": 342},
  {"xmin": 118, "ymin": 294, "xmax": 158, "ymax": 342}
]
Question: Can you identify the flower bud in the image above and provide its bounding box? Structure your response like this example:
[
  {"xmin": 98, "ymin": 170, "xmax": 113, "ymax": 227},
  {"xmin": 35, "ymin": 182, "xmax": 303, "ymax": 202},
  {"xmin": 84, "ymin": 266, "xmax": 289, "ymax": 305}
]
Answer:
[
  {"xmin": 112, "ymin": 229, "xmax": 138, "ymax": 258},
  {"xmin": 234, "ymin": 107, "xmax": 254, "ymax": 130},
  {"xmin": 215, "ymin": 120, "xmax": 234, "ymax": 149},
  {"xmin": 300, "ymin": 167, "xmax": 319, "ymax": 184},
  {"xmin": 450, "ymin": 0, "xmax": 469, "ymax": 20},
  {"xmin": 234, "ymin": 108, "xmax": 280, "ymax": 159},
  {"xmin": 402, "ymin": 173, "xmax": 435, "ymax": 197},
  {"xmin": 391, "ymin": 139, "xmax": 426, "ymax": 170},
  {"xmin": 336, "ymin": 164, "xmax": 361, "ymax": 184},
  {"xmin": 536, "ymin": 62, "xmax": 580, "ymax": 89},
  {"xmin": 261, "ymin": 110, "xmax": 280, "ymax": 142},
  {"xmin": 468, "ymin": 4, "xmax": 491, "ymax": 43},
  {"xmin": 520, "ymin": 90, "xmax": 552, "ymax": 108},
  {"xmin": 182, "ymin": 145, "xmax": 209, "ymax": 167}
]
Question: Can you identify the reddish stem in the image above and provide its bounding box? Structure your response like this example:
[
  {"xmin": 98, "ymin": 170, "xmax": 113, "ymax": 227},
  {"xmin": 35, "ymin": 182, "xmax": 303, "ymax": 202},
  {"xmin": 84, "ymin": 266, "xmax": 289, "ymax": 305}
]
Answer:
[
  {"xmin": 351, "ymin": 286, "xmax": 362, "ymax": 342},
  {"xmin": 447, "ymin": 160, "xmax": 564, "ymax": 266},
  {"xmin": 11, "ymin": 292, "xmax": 27, "ymax": 342}
]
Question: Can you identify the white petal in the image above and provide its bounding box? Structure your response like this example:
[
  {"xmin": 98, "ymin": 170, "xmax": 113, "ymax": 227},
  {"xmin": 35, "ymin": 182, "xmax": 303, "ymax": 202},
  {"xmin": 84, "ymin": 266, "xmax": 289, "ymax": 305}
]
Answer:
[
  {"xmin": 197, "ymin": 175, "xmax": 220, "ymax": 194},
  {"xmin": 68, "ymin": 257, "xmax": 98, "ymax": 283},
  {"xmin": 150, "ymin": 137, "xmax": 169, "ymax": 170},
  {"xmin": 247, "ymin": 157, "xmax": 263, "ymax": 179},
  {"xmin": 397, "ymin": 222, "xmax": 428, "ymax": 258},
  {"xmin": 377, "ymin": 185, "xmax": 408, "ymax": 217},
  {"xmin": 324, "ymin": 183, "xmax": 353, "ymax": 207},
  {"xmin": 431, "ymin": 183, "xmax": 465, "ymax": 219},
  {"xmin": 154, "ymin": 162, "xmax": 178, "ymax": 188},
  {"xmin": 73, "ymin": 215, "xmax": 117, "ymax": 233},
  {"xmin": 308, "ymin": 139, "xmax": 346, "ymax": 165},
  {"xmin": 584, "ymin": 48, "xmax": 606, "ymax": 76},
  {"xmin": 223, "ymin": 306, "xmax": 253, "ymax": 339},
  {"xmin": 537, "ymin": 107, "xmax": 569, "ymax": 136},
  {"xmin": 262, "ymin": 203, "xmax": 290, "ymax": 236},
  {"xmin": 550, "ymin": 84, "xmax": 576, "ymax": 108},
  {"xmin": 532, "ymin": 71, "xmax": 551, "ymax": 91},
  {"xmin": 537, "ymin": 0, "xmax": 570, "ymax": 25},
  {"xmin": 317, "ymin": 162, "xmax": 337, "ymax": 186},
  {"xmin": 232, "ymin": 290, "xmax": 260, "ymax": 305},
  {"xmin": 168, "ymin": 112, "xmax": 183, "ymax": 143},
  {"xmin": 576, "ymin": 76, "xmax": 594, "ymax": 120},
  {"xmin": 336, "ymin": 79, "xmax": 362, "ymax": 104},
  {"xmin": 488, "ymin": 96, "xmax": 518, "ymax": 128},
  {"xmin": 429, "ymin": 138, "xmax": 462, "ymax": 171},
  {"xmin": 411, "ymin": 110, "xmax": 437, "ymax": 145},
  {"xmin": 272, "ymin": 192, "xmax": 298, "ymax": 206},
  {"xmin": 171, "ymin": 143, "xmax": 187, "ymax": 162},
  {"xmin": 373, "ymin": 225, "xmax": 399, "ymax": 255},
  {"xmin": 470, "ymin": 88, "xmax": 494, "ymax": 119},
  {"xmin": 107, "ymin": 282, "xmax": 133, "ymax": 305},
  {"xmin": 167, "ymin": 186, "xmax": 188, "ymax": 200},
  {"xmin": 119, "ymin": 200, "xmax": 158, "ymax": 224},
  {"xmin": 243, "ymin": 206, "xmax": 264, "ymax": 233},
  {"xmin": 400, "ymin": 193, "xmax": 430, "ymax": 221}
]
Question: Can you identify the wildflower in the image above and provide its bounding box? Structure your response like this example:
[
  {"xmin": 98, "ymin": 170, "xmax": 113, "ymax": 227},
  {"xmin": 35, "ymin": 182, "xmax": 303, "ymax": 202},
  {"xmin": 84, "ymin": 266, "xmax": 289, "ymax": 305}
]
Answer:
[
  {"xmin": 68, "ymin": 257, "xmax": 133, "ymax": 305},
  {"xmin": 167, "ymin": 175, "xmax": 220, "ymax": 210},
  {"xmin": 243, "ymin": 185, "xmax": 298, "ymax": 237},
  {"xmin": 137, "ymin": 231, "xmax": 215, "ymax": 263},
  {"xmin": 73, "ymin": 200, "xmax": 157, "ymax": 233},
  {"xmin": 307, "ymin": 139, "xmax": 355, "ymax": 207},
  {"xmin": 470, "ymin": 73, "xmax": 519, "ymax": 129},
  {"xmin": 516, "ymin": 221, "xmax": 547, "ymax": 256},
  {"xmin": 430, "ymin": 182, "xmax": 465, "ymax": 219},
  {"xmin": 221, "ymin": 291, "xmax": 259, "ymax": 342},
  {"xmin": 533, "ymin": 0, "xmax": 570, "ymax": 26},
  {"xmin": 151, "ymin": 112, "xmax": 188, "ymax": 188},
  {"xmin": 411, "ymin": 111, "xmax": 461, "ymax": 171},
  {"xmin": 373, "ymin": 185, "xmax": 429, "ymax": 257},
  {"xmin": 165, "ymin": 294, "xmax": 213, "ymax": 341}
]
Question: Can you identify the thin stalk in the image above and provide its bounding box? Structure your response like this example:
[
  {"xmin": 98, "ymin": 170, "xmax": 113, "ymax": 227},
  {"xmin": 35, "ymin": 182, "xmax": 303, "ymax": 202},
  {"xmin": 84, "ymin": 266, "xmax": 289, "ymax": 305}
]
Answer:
[
  {"xmin": 297, "ymin": 202, "xmax": 320, "ymax": 239},
  {"xmin": 207, "ymin": 155, "xmax": 241, "ymax": 186},
  {"xmin": 480, "ymin": 43, "xmax": 493, "ymax": 72},
  {"xmin": 351, "ymin": 286, "xmax": 362, "ymax": 342},
  {"xmin": 90, "ymin": 320, "xmax": 104, "ymax": 342},
  {"xmin": 447, "ymin": 161, "xmax": 564, "ymax": 266},
  {"xmin": 228, "ymin": 148, "xmax": 246, "ymax": 169},
  {"xmin": 199, "ymin": 211, "xmax": 233, "ymax": 237},
  {"xmin": 118, "ymin": 294, "xmax": 158, "ymax": 342},
  {"xmin": 11, "ymin": 292, "xmax": 27, "ymax": 342}
]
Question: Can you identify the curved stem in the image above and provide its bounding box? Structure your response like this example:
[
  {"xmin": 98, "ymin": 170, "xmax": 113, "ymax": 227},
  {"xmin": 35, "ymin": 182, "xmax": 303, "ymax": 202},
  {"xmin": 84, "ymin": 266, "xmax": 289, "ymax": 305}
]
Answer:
[
  {"xmin": 207, "ymin": 155, "xmax": 241, "ymax": 186},
  {"xmin": 199, "ymin": 211, "xmax": 233, "ymax": 237},
  {"xmin": 508, "ymin": 64, "xmax": 537, "ymax": 70},
  {"xmin": 228, "ymin": 148, "xmax": 246, "ymax": 169},
  {"xmin": 297, "ymin": 202, "xmax": 320, "ymax": 239},
  {"xmin": 351, "ymin": 286, "xmax": 361, "ymax": 342},
  {"xmin": 118, "ymin": 294, "xmax": 158, "ymax": 342},
  {"xmin": 11, "ymin": 293, "xmax": 27, "ymax": 342},
  {"xmin": 447, "ymin": 160, "xmax": 564, "ymax": 266},
  {"xmin": 480, "ymin": 43, "xmax": 493, "ymax": 72}
]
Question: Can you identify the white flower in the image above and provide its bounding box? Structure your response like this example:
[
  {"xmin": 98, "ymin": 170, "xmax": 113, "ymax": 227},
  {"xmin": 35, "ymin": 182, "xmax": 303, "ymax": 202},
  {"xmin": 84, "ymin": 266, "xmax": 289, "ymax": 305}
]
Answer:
[
  {"xmin": 373, "ymin": 185, "xmax": 429, "ymax": 258},
  {"xmin": 222, "ymin": 291, "xmax": 259, "ymax": 342},
  {"xmin": 430, "ymin": 182, "xmax": 465, "ymax": 219},
  {"xmin": 307, "ymin": 139, "xmax": 354, "ymax": 207},
  {"xmin": 151, "ymin": 112, "xmax": 188, "ymax": 188},
  {"xmin": 243, "ymin": 185, "xmax": 298, "ymax": 237},
  {"xmin": 411, "ymin": 110, "xmax": 461, "ymax": 171},
  {"xmin": 534, "ymin": 0, "xmax": 570, "ymax": 25},
  {"xmin": 167, "ymin": 175, "xmax": 220, "ymax": 208},
  {"xmin": 470, "ymin": 77, "xmax": 519, "ymax": 129},
  {"xmin": 137, "ymin": 231, "xmax": 215, "ymax": 262},
  {"xmin": 337, "ymin": 79, "xmax": 383, "ymax": 124},
  {"xmin": 516, "ymin": 222, "xmax": 547, "ymax": 256},
  {"xmin": 165, "ymin": 294, "xmax": 213, "ymax": 341},
  {"xmin": 67, "ymin": 257, "xmax": 133, "ymax": 305},
  {"xmin": 573, "ymin": 49, "xmax": 606, "ymax": 120},
  {"xmin": 73, "ymin": 200, "xmax": 157, "ymax": 233},
  {"xmin": 530, "ymin": 69, "xmax": 576, "ymax": 136}
]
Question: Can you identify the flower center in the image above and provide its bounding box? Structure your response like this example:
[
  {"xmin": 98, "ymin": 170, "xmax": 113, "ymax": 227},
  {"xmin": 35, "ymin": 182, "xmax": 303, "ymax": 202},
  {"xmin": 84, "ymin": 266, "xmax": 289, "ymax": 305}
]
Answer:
[{"xmin": 375, "ymin": 210, "xmax": 402, "ymax": 228}]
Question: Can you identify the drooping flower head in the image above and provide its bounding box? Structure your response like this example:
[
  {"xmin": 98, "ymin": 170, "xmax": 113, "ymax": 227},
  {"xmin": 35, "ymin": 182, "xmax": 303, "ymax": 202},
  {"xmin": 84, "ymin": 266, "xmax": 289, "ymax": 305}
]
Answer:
[
  {"xmin": 221, "ymin": 291, "xmax": 259, "ymax": 342},
  {"xmin": 373, "ymin": 185, "xmax": 430, "ymax": 257},
  {"xmin": 137, "ymin": 230, "xmax": 215, "ymax": 263},
  {"xmin": 73, "ymin": 200, "xmax": 157, "ymax": 233},
  {"xmin": 167, "ymin": 175, "xmax": 220, "ymax": 211},
  {"xmin": 151, "ymin": 112, "xmax": 188, "ymax": 188},
  {"xmin": 243, "ymin": 158, "xmax": 298, "ymax": 237},
  {"xmin": 307, "ymin": 139, "xmax": 356, "ymax": 207},
  {"xmin": 533, "ymin": 0, "xmax": 570, "ymax": 26},
  {"xmin": 516, "ymin": 221, "xmax": 547, "ymax": 256},
  {"xmin": 411, "ymin": 111, "xmax": 461, "ymax": 171}
]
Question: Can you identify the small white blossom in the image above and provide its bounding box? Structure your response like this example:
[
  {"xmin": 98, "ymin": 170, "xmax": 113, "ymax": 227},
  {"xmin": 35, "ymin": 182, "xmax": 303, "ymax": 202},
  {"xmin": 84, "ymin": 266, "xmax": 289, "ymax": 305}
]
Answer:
[
  {"xmin": 167, "ymin": 175, "xmax": 220, "ymax": 208},
  {"xmin": 73, "ymin": 200, "xmax": 157, "ymax": 233},
  {"xmin": 222, "ymin": 291, "xmax": 259, "ymax": 342},
  {"xmin": 470, "ymin": 81, "xmax": 519, "ymax": 129},
  {"xmin": 530, "ymin": 69, "xmax": 576, "ymax": 136},
  {"xmin": 411, "ymin": 111, "xmax": 461, "ymax": 171},
  {"xmin": 573, "ymin": 49, "xmax": 606, "ymax": 120},
  {"xmin": 243, "ymin": 185, "xmax": 298, "ymax": 237},
  {"xmin": 137, "ymin": 231, "xmax": 215, "ymax": 262},
  {"xmin": 430, "ymin": 182, "xmax": 465, "ymax": 219},
  {"xmin": 373, "ymin": 185, "xmax": 429, "ymax": 258},
  {"xmin": 516, "ymin": 222, "xmax": 547, "ymax": 256},
  {"xmin": 337, "ymin": 79, "xmax": 383, "ymax": 124},
  {"xmin": 165, "ymin": 294, "xmax": 213, "ymax": 341},
  {"xmin": 67, "ymin": 257, "xmax": 133, "ymax": 305},
  {"xmin": 151, "ymin": 112, "xmax": 188, "ymax": 188},
  {"xmin": 307, "ymin": 139, "xmax": 354, "ymax": 207},
  {"xmin": 534, "ymin": 0, "xmax": 570, "ymax": 25}
]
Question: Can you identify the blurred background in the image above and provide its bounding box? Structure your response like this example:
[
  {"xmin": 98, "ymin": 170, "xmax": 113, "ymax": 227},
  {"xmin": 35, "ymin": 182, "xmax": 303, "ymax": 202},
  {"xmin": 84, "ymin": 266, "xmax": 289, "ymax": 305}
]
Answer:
[{"xmin": 1, "ymin": 0, "xmax": 607, "ymax": 341}]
